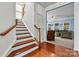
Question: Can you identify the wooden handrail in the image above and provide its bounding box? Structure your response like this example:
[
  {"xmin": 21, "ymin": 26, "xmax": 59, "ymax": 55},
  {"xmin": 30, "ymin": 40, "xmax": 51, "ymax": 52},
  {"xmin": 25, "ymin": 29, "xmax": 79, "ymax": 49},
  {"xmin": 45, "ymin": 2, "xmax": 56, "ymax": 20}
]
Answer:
[
  {"xmin": 34, "ymin": 25, "xmax": 40, "ymax": 29},
  {"xmin": 34, "ymin": 25, "xmax": 41, "ymax": 49},
  {"xmin": 0, "ymin": 20, "xmax": 16, "ymax": 36}
]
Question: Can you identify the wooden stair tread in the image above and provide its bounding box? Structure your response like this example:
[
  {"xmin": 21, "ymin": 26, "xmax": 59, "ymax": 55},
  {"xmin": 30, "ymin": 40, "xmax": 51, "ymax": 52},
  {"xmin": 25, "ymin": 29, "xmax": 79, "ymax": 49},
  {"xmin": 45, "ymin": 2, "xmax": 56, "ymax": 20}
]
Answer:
[
  {"xmin": 16, "ymin": 25, "xmax": 25, "ymax": 26},
  {"xmin": 17, "ymin": 23, "xmax": 23, "ymax": 24},
  {"xmin": 17, "ymin": 21, "xmax": 23, "ymax": 23},
  {"xmin": 17, "ymin": 36, "xmax": 32, "ymax": 40},
  {"xmin": 16, "ymin": 32, "xmax": 30, "ymax": 35},
  {"xmin": 17, "ymin": 23, "xmax": 24, "ymax": 24},
  {"xmin": 8, "ymin": 44, "xmax": 37, "ymax": 57},
  {"xmin": 16, "ymin": 27, "xmax": 26, "ymax": 28},
  {"xmin": 17, "ymin": 22, "xmax": 24, "ymax": 24},
  {"xmin": 16, "ymin": 30, "xmax": 28, "ymax": 31},
  {"xmin": 13, "ymin": 39, "xmax": 35, "ymax": 47},
  {"xmin": 17, "ymin": 24, "xmax": 24, "ymax": 26}
]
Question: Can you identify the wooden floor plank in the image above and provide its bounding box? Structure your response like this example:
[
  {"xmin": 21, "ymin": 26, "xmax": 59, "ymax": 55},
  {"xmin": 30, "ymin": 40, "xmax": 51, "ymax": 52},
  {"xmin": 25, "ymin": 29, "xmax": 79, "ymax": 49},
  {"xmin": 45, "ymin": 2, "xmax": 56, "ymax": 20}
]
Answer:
[{"xmin": 24, "ymin": 42, "xmax": 79, "ymax": 57}]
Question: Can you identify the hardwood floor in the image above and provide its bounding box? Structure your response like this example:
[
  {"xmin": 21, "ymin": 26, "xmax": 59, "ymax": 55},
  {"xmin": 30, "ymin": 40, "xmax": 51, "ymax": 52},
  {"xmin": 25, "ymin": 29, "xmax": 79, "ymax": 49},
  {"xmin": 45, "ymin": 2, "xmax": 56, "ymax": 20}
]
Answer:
[{"xmin": 24, "ymin": 42, "xmax": 79, "ymax": 57}]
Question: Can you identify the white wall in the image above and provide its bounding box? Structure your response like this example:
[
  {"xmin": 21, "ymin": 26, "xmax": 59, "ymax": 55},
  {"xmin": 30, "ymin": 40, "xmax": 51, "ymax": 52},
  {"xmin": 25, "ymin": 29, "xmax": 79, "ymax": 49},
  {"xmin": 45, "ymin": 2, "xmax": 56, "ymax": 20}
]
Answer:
[
  {"xmin": 43, "ymin": 10, "xmax": 47, "ymax": 42},
  {"xmin": 34, "ymin": 3, "xmax": 46, "ymax": 42},
  {"xmin": 74, "ymin": 2, "xmax": 79, "ymax": 51},
  {"xmin": 23, "ymin": 2, "xmax": 34, "ymax": 37},
  {"xmin": 0, "ymin": 2, "xmax": 16, "ymax": 56}
]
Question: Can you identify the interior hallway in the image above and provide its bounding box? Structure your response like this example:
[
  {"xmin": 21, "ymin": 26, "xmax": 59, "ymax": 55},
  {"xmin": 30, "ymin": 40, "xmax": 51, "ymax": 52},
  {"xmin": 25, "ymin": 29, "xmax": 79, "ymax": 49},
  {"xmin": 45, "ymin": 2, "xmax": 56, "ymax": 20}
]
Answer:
[{"xmin": 24, "ymin": 42, "xmax": 79, "ymax": 57}]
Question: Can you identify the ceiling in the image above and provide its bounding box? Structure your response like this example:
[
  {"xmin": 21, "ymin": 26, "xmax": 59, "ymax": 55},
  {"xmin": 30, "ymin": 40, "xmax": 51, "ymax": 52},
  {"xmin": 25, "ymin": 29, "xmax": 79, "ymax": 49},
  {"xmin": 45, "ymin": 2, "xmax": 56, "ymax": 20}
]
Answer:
[
  {"xmin": 47, "ymin": 3, "xmax": 74, "ymax": 20},
  {"xmin": 36, "ymin": 2, "xmax": 56, "ymax": 8}
]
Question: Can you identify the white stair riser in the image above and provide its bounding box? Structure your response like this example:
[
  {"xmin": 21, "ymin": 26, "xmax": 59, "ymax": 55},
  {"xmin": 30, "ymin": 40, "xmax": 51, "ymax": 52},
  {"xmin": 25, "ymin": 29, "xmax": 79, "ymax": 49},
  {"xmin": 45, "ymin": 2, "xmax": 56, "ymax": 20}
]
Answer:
[
  {"xmin": 16, "ymin": 34, "xmax": 31, "ymax": 38},
  {"xmin": 16, "ymin": 26, "xmax": 26, "ymax": 27},
  {"xmin": 16, "ymin": 28, "xmax": 27, "ymax": 30},
  {"xmin": 16, "ymin": 9, "xmax": 22, "ymax": 12},
  {"xmin": 16, "ymin": 31, "xmax": 29, "ymax": 34}
]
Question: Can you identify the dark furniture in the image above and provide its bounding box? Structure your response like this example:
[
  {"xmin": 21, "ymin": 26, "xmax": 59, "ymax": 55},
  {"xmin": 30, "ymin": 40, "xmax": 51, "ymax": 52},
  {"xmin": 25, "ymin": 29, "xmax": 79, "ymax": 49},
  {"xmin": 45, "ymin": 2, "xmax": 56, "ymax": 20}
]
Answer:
[
  {"xmin": 47, "ymin": 30, "xmax": 55, "ymax": 41},
  {"xmin": 61, "ymin": 31, "xmax": 73, "ymax": 39},
  {"xmin": 55, "ymin": 30, "xmax": 74, "ymax": 39}
]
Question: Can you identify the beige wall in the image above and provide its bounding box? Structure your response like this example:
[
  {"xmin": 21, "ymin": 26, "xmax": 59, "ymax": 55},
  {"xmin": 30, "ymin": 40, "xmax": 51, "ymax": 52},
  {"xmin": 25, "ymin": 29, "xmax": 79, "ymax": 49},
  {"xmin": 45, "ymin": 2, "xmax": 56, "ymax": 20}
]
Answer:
[
  {"xmin": 74, "ymin": 2, "xmax": 79, "ymax": 51},
  {"xmin": 23, "ymin": 2, "xmax": 34, "ymax": 37},
  {"xmin": 0, "ymin": 2, "xmax": 16, "ymax": 56},
  {"xmin": 34, "ymin": 3, "xmax": 46, "ymax": 42}
]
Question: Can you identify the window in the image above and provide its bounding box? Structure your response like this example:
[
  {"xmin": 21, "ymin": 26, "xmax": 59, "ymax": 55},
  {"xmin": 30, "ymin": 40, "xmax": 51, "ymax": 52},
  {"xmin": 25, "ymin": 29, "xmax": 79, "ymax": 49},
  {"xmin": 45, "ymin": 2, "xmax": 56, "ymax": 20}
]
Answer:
[{"xmin": 64, "ymin": 23, "xmax": 69, "ymax": 30}]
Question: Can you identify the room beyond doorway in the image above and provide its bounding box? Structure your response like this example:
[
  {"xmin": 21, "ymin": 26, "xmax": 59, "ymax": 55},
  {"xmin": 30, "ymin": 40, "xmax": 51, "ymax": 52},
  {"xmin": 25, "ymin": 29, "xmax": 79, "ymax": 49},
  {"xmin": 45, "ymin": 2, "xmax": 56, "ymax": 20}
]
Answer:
[{"xmin": 46, "ymin": 2, "xmax": 74, "ymax": 49}]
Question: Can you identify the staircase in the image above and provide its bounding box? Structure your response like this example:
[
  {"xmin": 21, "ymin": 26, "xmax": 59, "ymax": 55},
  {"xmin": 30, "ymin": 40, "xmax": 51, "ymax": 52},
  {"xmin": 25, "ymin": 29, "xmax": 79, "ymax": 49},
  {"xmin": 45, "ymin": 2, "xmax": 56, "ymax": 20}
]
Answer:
[{"xmin": 7, "ymin": 20, "xmax": 39, "ymax": 57}]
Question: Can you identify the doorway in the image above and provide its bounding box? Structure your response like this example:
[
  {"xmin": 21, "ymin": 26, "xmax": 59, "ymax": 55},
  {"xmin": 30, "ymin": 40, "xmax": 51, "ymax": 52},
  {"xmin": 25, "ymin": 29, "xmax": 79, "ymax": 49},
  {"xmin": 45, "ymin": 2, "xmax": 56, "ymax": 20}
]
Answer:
[{"xmin": 46, "ymin": 2, "xmax": 74, "ymax": 49}]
